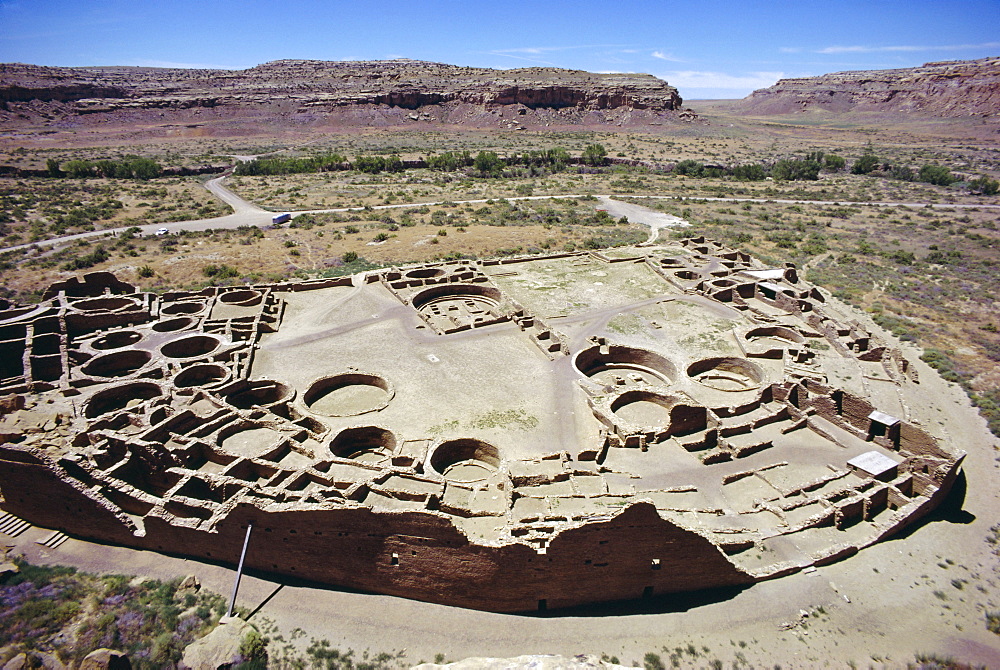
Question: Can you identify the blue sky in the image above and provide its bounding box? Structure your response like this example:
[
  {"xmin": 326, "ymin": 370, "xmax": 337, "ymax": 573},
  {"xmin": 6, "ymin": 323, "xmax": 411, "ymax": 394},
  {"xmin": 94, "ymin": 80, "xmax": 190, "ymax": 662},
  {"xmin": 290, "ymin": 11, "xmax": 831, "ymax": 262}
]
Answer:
[{"xmin": 1, "ymin": 0, "xmax": 997, "ymax": 99}]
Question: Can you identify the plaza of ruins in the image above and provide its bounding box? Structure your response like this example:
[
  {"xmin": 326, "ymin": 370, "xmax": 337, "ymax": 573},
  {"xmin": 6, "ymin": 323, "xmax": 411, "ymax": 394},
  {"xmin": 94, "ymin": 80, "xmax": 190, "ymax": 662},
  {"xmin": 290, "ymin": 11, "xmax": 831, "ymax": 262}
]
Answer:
[{"xmin": 0, "ymin": 236, "xmax": 965, "ymax": 612}]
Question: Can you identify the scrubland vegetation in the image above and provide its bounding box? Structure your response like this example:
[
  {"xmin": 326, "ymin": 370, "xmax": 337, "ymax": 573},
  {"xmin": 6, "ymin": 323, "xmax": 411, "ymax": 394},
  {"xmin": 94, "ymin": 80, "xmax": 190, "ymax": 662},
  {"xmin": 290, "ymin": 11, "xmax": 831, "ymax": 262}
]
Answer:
[{"xmin": 1, "ymin": 123, "xmax": 998, "ymax": 442}]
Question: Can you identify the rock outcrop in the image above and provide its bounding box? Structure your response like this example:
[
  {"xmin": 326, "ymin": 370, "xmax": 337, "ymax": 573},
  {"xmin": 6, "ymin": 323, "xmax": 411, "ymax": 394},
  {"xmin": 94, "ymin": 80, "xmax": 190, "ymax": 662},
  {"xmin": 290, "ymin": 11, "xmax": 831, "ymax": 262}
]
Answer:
[
  {"xmin": 80, "ymin": 649, "xmax": 131, "ymax": 670},
  {"xmin": 733, "ymin": 57, "xmax": 1000, "ymax": 117},
  {"xmin": 180, "ymin": 617, "xmax": 255, "ymax": 670},
  {"xmin": 0, "ymin": 59, "xmax": 687, "ymax": 131}
]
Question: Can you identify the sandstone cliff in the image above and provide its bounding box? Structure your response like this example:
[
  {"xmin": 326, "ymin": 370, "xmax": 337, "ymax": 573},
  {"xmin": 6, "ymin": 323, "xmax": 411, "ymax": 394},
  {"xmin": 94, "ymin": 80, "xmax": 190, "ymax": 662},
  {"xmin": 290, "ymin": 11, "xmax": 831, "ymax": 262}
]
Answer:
[
  {"xmin": 0, "ymin": 59, "xmax": 688, "ymax": 131},
  {"xmin": 733, "ymin": 57, "xmax": 1000, "ymax": 117}
]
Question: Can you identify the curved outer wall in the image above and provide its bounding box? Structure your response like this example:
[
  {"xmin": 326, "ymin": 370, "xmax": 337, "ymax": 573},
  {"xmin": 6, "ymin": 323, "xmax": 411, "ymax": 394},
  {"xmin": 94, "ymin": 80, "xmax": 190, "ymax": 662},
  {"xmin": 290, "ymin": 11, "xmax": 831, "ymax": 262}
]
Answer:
[{"xmin": 0, "ymin": 448, "xmax": 749, "ymax": 612}]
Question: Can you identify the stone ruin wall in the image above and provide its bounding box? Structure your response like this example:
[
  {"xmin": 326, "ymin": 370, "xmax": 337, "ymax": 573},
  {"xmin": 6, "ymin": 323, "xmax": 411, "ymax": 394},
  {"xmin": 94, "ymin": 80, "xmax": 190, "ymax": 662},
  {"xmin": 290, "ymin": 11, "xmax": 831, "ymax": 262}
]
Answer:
[{"xmin": 0, "ymin": 239, "xmax": 967, "ymax": 612}]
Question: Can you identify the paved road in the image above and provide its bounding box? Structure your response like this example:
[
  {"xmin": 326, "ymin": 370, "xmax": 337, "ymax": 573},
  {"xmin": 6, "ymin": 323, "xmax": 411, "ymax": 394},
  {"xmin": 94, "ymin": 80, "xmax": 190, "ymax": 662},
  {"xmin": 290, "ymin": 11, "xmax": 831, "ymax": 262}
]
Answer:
[{"xmin": 2, "ymin": 175, "xmax": 997, "ymax": 255}]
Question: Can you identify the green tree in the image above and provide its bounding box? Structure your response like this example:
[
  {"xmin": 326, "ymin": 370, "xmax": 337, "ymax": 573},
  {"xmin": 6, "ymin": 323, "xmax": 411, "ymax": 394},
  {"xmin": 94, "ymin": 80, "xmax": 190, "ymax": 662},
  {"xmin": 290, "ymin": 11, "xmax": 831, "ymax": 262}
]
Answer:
[
  {"xmin": 824, "ymin": 154, "xmax": 846, "ymax": 171},
  {"xmin": 474, "ymin": 151, "xmax": 503, "ymax": 176},
  {"xmin": 852, "ymin": 153, "xmax": 880, "ymax": 175},
  {"xmin": 383, "ymin": 154, "xmax": 404, "ymax": 173},
  {"xmin": 969, "ymin": 175, "xmax": 999, "ymax": 195},
  {"xmin": 582, "ymin": 143, "xmax": 607, "ymax": 166},
  {"xmin": 731, "ymin": 163, "xmax": 767, "ymax": 180},
  {"xmin": 918, "ymin": 164, "xmax": 957, "ymax": 186},
  {"xmin": 353, "ymin": 155, "xmax": 386, "ymax": 173},
  {"xmin": 127, "ymin": 156, "xmax": 163, "ymax": 180},
  {"xmin": 63, "ymin": 160, "xmax": 95, "ymax": 178},
  {"xmin": 771, "ymin": 158, "xmax": 820, "ymax": 181},
  {"xmin": 673, "ymin": 159, "xmax": 703, "ymax": 176}
]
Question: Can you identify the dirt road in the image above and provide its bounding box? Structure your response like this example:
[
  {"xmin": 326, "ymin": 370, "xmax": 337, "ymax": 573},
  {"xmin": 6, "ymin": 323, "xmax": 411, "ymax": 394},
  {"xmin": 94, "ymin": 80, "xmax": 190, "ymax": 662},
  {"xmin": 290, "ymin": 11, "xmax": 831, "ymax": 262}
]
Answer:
[{"xmin": 3, "ymin": 176, "xmax": 997, "ymax": 256}]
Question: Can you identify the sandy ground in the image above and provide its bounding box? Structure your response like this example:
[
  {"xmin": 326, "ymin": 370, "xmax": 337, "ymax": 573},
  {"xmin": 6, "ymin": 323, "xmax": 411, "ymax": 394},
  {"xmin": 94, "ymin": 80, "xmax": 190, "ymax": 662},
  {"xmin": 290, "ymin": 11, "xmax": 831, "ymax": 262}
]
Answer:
[{"xmin": 4, "ymin": 335, "xmax": 999, "ymax": 669}]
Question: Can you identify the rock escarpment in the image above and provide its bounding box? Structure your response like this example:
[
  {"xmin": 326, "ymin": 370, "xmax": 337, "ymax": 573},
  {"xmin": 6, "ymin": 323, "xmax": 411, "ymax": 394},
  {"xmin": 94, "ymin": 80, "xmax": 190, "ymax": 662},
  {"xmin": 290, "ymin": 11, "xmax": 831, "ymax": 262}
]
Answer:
[
  {"xmin": 734, "ymin": 57, "xmax": 1000, "ymax": 117},
  {"xmin": 0, "ymin": 59, "xmax": 687, "ymax": 130}
]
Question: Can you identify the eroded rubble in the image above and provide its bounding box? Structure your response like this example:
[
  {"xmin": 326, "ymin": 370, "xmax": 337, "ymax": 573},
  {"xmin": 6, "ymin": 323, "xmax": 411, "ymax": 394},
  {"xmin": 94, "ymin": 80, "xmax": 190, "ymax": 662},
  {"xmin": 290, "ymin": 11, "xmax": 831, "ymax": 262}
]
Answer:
[{"xmin": 0, "ymin": 237, "xmax": 963, "ymax": 611}]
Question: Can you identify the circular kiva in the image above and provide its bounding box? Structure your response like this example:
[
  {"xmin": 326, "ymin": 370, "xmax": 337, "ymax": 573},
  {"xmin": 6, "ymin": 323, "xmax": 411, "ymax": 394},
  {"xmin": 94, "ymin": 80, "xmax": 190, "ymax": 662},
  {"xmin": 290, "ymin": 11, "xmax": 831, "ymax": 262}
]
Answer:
[
  {"xmin": 160, "ymin": 334, "xmax": 221, "ymax": 359},
  {"xmin": 609, "ymin": 390, "xmax": 678, "ymax": 426},
  {"xmin": 218, "ymin": 289, "xmax": 263, "ymax": 306},
  {"xmin": 71, "ymin": 296, "xmax": 139, "ymax": 312},
  {"xmin": 81, "ymin": 349, "xmax": 152, "ymax": 378},
  {"xmin": 152, "ymin": 316, "xmax": 195, "ymax": 333},
  {"xmin": 404, "ymin": 267, "xmax": 446, "ymax": 279},
  {"xmin": 225, "ymin": 379, "xmax": 294, "ymax": 410},
  {"xmin": 410, "ymin": 284, "xmax": 502, "ymax": 314},
  {"xmin": 0, "ymin": 304, "xmax": 49, "ymax": 323},
  {"xmin": 161, "ymin": 301, "xmax": 205, "ymax": 316},
  {"xmin": 687, "ymin": 357, "xmax": 765, "ymax": 392},
  {"xmin": 92, "ymin": 330, "xmax": 143, "ymax": 350},
  {"xmin": 329, "ymin": 426, "xmax": 396, "ymax": 464},
  {"xmin": 429, "ymin": 439, "xmax": 501, "ymax": 483},
  {"xmin": 573, "ymin": 344, "xmax": 676, "ymax": 386},
  {"xmin": 745, "ymin": 326, "xmax": 806, "ymax": 344},
  {"xmin": 84, "ymin": 382, "xmax": 162, "ymax": 418},
  {"xmin": 303, "ymin": 372, "xmax": 392, "ymax": 417},
  {"xmin": 173, "ymin": 363, "xmax": 230, "ymax": 389}
]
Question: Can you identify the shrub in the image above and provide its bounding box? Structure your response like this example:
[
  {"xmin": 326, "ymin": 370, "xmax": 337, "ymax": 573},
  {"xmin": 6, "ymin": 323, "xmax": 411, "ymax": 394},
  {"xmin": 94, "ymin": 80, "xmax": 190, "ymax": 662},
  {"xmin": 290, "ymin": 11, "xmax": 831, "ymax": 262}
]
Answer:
[
  {"xmin": 824, "ymin": 154, "xmax": 846, "ymax": 171},
  {"xmin": 474, "ymin": 151, "xmax": 504, "ymax": 177},
  {"xmin": 887, "ymin": 165, "xmax": 915, "ymax": 181},
  {"xmin": 918, "ymin": 164, "xmax": 957, "ymax": 186},
  {"xmin": 62, "ymin": 244, "xmax": 110, "ymax": 270},
  {"xmin": 731, "ymin": 163, "xmax": 767, "ymax": 181},
  {"xmin": 234, "ymin": 153, "xmax": 346, "ymax": 176},
  {"xmin": 969, "ymin": 175, "xmax": 999, "ymax": 195},
  {"xmin": 202, "ymin": 264, "xmax": 239, "ymax": 279},
  {"xmin": 353, "ymin": 155, "xmax": 386, "ymax": 173},
  {"xmin": 852, "ymin": 153, "xmax": 880, "ymax": 175},
  {"xmin": 771, "ymin": 158, "xmax": 820, "ymax": 181},
  {"xmin": 60, "ymin": 156, "xmax": 162, "ymax": 180},
  {"xmin": 426, "ymin": 151, "xmax": 472, "ymax": 171},
  {"xmin": 341, "ymin": 251, "xmax": 358, "ymax": 263},
  {"xmin": 643, "ymin": 652, "xmax": 665, "ymax": 670},
  {"xmin": 582, "ymin": 143, "xmax": 607, "ymax": 166},
  {"xmin": 673, "ymin": 159, "xmax": 703, "ymax": 176}
]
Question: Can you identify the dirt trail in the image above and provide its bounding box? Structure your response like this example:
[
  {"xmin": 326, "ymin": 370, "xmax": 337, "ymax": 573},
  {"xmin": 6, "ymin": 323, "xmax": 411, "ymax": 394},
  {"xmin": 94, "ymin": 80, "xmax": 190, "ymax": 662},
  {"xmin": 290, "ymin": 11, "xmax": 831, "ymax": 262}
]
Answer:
[{"xmin": 595, "ymin": 196, "xmax": 690, "ymax": 242}]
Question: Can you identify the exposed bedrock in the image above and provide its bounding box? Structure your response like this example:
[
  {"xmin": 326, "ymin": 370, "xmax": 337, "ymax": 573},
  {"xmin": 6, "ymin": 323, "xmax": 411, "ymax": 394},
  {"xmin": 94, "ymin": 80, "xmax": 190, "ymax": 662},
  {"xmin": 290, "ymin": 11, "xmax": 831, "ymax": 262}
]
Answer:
[
  {"xmin": 0, "ymin": 59, "xmax": 685, "ymax": 127},
  {"xmin": 733, "ymin": 57, "xmax": 1000, "ymax": 117}
]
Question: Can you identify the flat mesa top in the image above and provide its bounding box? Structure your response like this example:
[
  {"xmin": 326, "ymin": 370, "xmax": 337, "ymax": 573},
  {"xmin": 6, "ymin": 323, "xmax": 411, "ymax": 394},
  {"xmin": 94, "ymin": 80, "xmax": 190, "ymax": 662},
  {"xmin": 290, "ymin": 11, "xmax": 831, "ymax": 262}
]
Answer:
[{"xmin": 0, "ymin": 237, "xmax": 965, "ymax": 612}]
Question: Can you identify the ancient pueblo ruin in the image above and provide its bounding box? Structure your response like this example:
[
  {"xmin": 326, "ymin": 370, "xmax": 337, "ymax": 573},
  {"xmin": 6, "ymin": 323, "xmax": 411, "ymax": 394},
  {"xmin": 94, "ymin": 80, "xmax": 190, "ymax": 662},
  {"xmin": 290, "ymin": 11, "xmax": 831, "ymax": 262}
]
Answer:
[{"xmin": 0, "ymin": 238, "xmax": 964, "ymax": 612}]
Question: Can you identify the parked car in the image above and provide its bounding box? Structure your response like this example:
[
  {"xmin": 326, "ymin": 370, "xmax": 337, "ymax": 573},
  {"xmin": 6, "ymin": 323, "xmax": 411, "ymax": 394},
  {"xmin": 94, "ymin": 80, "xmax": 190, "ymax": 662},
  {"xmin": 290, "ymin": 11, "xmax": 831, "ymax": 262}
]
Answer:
[{"xmin": 155, "ymin": 228, "xmax": 169, "ymax": 236}]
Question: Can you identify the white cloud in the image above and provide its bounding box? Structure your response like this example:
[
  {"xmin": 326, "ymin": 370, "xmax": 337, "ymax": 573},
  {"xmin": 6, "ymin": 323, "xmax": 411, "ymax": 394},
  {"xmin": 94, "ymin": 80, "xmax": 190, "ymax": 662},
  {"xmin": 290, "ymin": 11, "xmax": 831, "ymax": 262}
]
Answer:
[
  {"xmin": 660, "ymin": 70, "xmax": 785, "ymax": 91},
  {"xmin": 651, "ymin": 50, "xmax": 682, "ymax": 62},
  {"xmin": 817, "ymin": 41, "xmax": 1000, "ymax": 54}
]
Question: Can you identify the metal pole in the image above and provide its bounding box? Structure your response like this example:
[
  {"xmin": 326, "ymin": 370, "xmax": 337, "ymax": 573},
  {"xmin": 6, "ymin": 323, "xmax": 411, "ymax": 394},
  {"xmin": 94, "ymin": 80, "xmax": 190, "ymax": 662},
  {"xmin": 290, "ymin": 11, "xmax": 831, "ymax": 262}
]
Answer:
[{"xmin": 227, "ymin": 522, "xmax": 253, "ymax": 618}]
